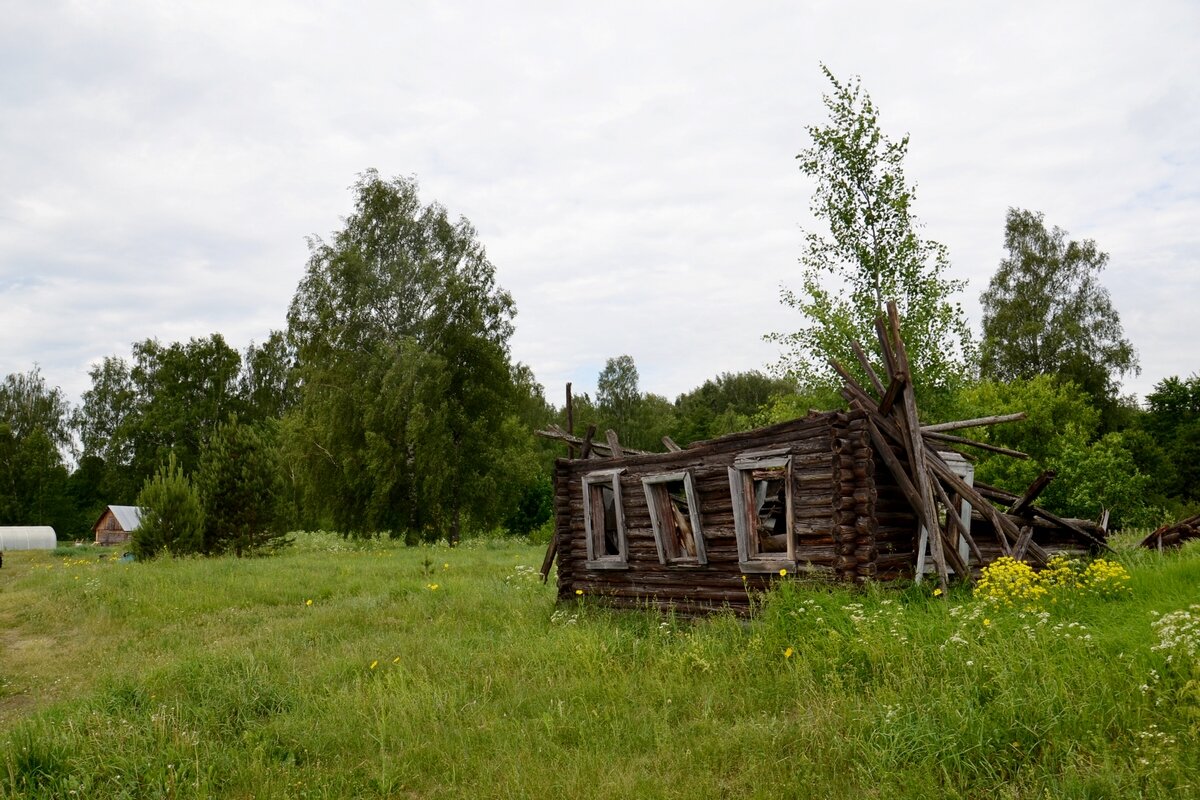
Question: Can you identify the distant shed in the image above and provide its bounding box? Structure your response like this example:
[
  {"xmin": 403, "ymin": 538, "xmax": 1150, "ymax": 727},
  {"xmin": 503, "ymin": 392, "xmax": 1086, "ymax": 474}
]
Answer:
[
  {"xmin": 93, "ymin": 506, "xmax": 144, "ymax": 546},
  {"xmin": 0, "ymin": 526, "xmax": 57, "ymax": 551}
]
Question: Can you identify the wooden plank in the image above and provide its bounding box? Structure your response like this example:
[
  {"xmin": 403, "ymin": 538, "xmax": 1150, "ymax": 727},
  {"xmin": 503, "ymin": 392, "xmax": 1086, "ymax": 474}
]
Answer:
[
  {"xmin": 1007, "ymin": 470, "xmax": 1057, "ymax": 516},
  {"xmin": 662, "ymin": 436, "xmax": 682, "ymax": 452}
]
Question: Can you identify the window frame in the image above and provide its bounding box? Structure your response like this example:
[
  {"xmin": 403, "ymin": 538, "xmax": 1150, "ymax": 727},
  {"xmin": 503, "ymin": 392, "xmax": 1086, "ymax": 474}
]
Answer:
[
  {"xmin": 583, "ymin": 468, "xmax": 629, "ymax": 569},
  {"xmin": 641, "ymin": 470, "xmax": 706, "ymax": 566},
  {"xmin": 727, "ymin": 449, "xmax": 796, "ymax": 573}
]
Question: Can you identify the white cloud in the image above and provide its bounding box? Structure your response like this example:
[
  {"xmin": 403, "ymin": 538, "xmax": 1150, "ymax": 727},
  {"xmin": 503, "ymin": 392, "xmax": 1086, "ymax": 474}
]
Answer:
[{"xmin": 1, "ymin": 0, "xmax": 1197, "ymax": 410}]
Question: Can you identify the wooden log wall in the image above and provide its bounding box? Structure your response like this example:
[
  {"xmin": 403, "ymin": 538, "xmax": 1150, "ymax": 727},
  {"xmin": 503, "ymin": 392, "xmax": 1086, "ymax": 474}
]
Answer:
[{"xmin": 554, "ymin": 411, "xmax": 886, "ymax": 614}]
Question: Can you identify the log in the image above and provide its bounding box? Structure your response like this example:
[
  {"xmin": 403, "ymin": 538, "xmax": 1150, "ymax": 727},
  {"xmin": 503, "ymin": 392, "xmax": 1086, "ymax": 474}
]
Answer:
[
  {"xmin": 921, "ymin": 413, "xmax": 1027, "ymax": 433},
  {"xmin": 1007, "ymin": 470, "xmax": 1056, "ymax": 516},
  {"xmin": 921, "ymin": 431, "xmax": 1029, "ymax": 459}
]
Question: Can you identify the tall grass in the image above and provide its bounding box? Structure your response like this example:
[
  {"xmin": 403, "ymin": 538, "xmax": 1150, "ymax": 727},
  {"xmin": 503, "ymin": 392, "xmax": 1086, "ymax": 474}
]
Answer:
[{"xmin": 1, "ymin": 533, "xmax": 1197, "ymax": 799}]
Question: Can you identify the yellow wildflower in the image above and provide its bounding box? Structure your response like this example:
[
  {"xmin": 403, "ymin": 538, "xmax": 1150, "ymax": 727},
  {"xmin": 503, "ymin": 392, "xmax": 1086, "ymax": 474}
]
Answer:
[
  {"xmin": 933, "ymin": 588, "xmax": 943, "ymax": 597},
  {"xmin": 784, "ymin": 647, "xmax": 794, "ymax": 659},
  {"xmin": 575, "ymin": 589, "xmax": 584, "ymax": 596},
  {"xmin": 369, "ymin": 660, "xmax": 378, "ymax": 670},
  {"xmin": 779, "ymin": 568, "xmax": 788, "ymax": 577},
  {"xmin": 983, "ymin": 618, "xmax": 991, "ymax": 627},
  {"xmin": 393, "ymin": 656, "xmax": 401, "ymax": 664},
  {"xmin": 305, "ymin": 599, "xmax": 313, "ymax": 606}
]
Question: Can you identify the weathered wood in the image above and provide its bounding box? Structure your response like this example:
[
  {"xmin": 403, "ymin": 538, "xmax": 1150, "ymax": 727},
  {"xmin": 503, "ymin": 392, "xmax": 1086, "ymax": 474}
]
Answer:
[
  {"xmin": 931, "ymin": 477, "xmax": 984, "ymax": 565},
  {"xmin": 878, "ymin": 371, "xmax": 907, "ymax": 416},
  {"xmin": 1007, "ymin": 470, "xmax": 1056, "ymax": 516},
  {"xmin": 662, "ymin": 436, "xmax": 682, "ymax": 452},
  {"xmin": 921, "ymin": 430, "xmax": 1029, "ymax": 459},
  {"xmin": 850, "ymin": 339, "xmax": 887, "ymax": 397},
  {"xmin": 539, "ymin": 536, "xmax": 557, "ymax": 584},
  {"xmin": 580, "ymin": 424, "xmax": 597, "ymax": 459},
  {"xmin": 887, "ymin": 301, "xmax": 950, "ymax": 590},
  {"xmin": 921, "ymin": 413, "xmax": 1028, "ymax": 433}
]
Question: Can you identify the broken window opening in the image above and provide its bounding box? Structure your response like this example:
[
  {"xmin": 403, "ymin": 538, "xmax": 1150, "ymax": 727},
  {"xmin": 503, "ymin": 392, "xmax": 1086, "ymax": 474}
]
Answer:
[
  {"xmin": 583, "ymin": 470, "xmax": 628, "ymax": 568},
  {"xmin": 729, "ymin": 453, "xmax": 794, "ymax": 571},
  {"xmin": 642, "ymin": 471, "xmax": 706, "ymax": 565}
]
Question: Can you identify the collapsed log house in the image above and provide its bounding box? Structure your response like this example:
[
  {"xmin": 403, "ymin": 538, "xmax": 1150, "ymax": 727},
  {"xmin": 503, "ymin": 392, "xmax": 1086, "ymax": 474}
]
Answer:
[{"xmin": 539, "ymin": 303, "xmax": 1107, "ymax": 614}]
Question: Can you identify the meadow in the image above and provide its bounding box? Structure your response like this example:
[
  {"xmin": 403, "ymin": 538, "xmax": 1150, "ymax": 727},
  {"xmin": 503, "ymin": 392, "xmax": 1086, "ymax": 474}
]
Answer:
[{"xmin": 1, "ymin": 533, "xmax": 1198, "ymax": 799}]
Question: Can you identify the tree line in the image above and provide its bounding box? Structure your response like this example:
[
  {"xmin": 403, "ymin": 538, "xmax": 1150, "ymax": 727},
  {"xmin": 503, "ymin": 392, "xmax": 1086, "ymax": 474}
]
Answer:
[{"xmin": 1, "ymin": 71, "xmax": 1195, "ymax": 554}]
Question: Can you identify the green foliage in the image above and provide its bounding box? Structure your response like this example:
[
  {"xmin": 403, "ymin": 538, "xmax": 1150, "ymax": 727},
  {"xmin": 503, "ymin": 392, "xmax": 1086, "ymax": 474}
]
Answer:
[
  {"xmin": 948, "ymin": 377, "xmax": 1161, "ymax": 528},
  {"xmin": 0, "ymin": 367, "xmax": 73, "ymax": 456},
  {"xmin": 672, "ymin": 371, "xmax": 796, "ymax": 444},
  {"xmin": 770, "ymin": 65, "xmax": 974, "ymax": 405},
  {"xmin": 132, "ymin": 453, "xmax": 204, "ymax": 558},
  {"xmin": 504, "ymin": 473, "xmax": 553, "ymax": 535},
  {"xmin": 981, "ymin": 209, "xmax": 1138, "ymax": 427},
  {"xmin": 0, "ymin": 369, "xmax": 78, "ymax": 536},
  {"xmin": 285, "ymin": 171, "xmax": 526, "ymax": 542},
  {"xmin": 195, "ymin": 416, "xmax": 290, "ymax": 556},
  {"xmin": 238, "ymin": 330, "xmax": 298, "ymax": 425},
  {"xmin": 1144, "ymin": 374, "xmax": 1200, "ymax": 501}
]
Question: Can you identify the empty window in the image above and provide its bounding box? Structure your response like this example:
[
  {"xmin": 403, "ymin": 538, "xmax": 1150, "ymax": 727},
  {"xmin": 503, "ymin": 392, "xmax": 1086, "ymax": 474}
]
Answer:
[
  {"xmin": 642, "ymin": 471, "xmax": 706, "ymax": 565},
  {"xmin": 728, "ymin": 451, "xmax": 794, "ymax": 571},
  {"xmin": 583, "ymin": 469, "xmax": 628, "ymax": 568}
]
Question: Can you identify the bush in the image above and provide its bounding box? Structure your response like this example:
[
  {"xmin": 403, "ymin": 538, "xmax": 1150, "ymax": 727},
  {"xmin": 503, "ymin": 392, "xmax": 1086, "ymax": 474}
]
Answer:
[
  {"xmin": 195, "ymin": 417, "xmax": 290, "ymax": 556},
  {"xmin": 132, "ymin": 454, "xmax": 204, "ymax": 559}
]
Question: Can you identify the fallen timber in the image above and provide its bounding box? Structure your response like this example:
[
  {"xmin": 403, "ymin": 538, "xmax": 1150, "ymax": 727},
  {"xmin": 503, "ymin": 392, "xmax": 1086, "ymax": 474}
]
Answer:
[
  {"xmin": 539, "ymin": 302, "xmax": 1110, "ymax": 613},
  {"xmin": 1140, "ymin": 513, "xmax": 1200, "ymax": 551}
]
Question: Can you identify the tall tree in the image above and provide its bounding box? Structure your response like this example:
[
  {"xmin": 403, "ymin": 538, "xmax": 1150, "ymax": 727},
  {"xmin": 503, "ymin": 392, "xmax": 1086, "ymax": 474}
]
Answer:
[
  {"xmin": 238, "ymin": 331, "xmax": 298, "ymax": 424},
  {"xmin": 128, "ymin": 334, "xmax": 243, "ymax": 478},
  {"xmin": 195, "ymin": 416, "xmax": 289, "ymax": 555},
  {"xmin": 0, "ymin": 367, "xmax": 73, "ymax": 456},
  {"xmin": 770, "ymin": 66, "xmax": 974, "ymax": 407},
  {"xmin": 286, "ymin": 170, "xmax": 524, "ymax": 542},
  {"xmin": 132, "ymin": 453, "xmax": 204, "ymax": 559},
  {"xmin": 980, "ymin": 208, "xmax": 1138, "ymax": 419},
  {"xmin": 596, "ymin": 355, "xmax": 641, "ymax": 437},
  {"xmin": 0, "ymin": 369, "xmax": 77, "ymax": 534}
]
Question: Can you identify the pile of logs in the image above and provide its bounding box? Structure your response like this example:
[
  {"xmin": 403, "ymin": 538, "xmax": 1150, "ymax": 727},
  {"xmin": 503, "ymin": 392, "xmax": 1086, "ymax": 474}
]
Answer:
[
  {"xmin": 833, "ymin": 301, "xmax": 1110, "ymax": 593},
  {"xmin": 1140, "ymin": 513, "xmax": 1200, "ymax": 551}
]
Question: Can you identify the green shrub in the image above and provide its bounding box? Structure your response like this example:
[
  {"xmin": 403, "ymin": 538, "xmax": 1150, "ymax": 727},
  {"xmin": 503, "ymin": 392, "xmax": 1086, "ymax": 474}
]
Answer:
[{"xmin": 132, "ymin": 453, "xmax": 204, "ymax": 559}]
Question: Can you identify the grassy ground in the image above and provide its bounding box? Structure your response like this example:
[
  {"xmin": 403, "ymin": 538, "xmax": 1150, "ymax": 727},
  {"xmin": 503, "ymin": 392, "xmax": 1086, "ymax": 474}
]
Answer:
[{"xmin": 1, "ymin": 533, "xmax": 1198, "ymax": 799}]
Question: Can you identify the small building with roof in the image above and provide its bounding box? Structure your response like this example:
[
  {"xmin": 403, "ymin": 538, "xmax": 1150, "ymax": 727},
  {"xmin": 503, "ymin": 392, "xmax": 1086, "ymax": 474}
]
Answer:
[{"xmin": 93, "ymin": 505, "xmax": 144, "ymax": 546}]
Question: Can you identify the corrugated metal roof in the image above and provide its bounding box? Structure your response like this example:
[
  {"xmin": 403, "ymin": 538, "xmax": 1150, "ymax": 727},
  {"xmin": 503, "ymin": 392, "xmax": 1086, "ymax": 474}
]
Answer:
[
  {"xmin": 0, "ymin": 526, "xmax": 57, "ymax": 550},
  {"xmin": 109, "ymin": 506, "xmax": 145, "ymax": 531}
]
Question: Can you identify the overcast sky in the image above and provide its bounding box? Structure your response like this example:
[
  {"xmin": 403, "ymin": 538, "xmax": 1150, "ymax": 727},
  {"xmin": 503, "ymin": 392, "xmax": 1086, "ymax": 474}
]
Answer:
[{"xmin": 2, "ymin": 1, "xmax": 1197, "ymax": 411}]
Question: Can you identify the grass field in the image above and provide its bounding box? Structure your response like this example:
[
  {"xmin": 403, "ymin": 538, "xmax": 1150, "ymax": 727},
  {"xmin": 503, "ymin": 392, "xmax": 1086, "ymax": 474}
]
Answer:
[{"xmin": 1, "ymin": 533, "xmax": 1198, "ymax": 799}]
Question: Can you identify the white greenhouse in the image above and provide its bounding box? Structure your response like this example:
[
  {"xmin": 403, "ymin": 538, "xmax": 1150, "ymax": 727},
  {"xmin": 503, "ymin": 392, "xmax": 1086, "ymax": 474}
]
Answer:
[{"xmin": 0, "ymin": 526, "xmax": 57, "ymax": 551}]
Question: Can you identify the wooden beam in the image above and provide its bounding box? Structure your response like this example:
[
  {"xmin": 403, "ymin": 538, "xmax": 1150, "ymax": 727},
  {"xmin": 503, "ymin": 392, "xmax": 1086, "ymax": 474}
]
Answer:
[
  {"xmin": 605, "ymin": 429, "xmax": 623, "ymax": 458},
  {"xmin": 921, "ymin": 431, "xmax": 1029, "ymax": 459},
  {"xmin": 580, "ymin": 424, "xmax": 597, "ymax": 459},
  {"xmin": 1007, "ymin": 470, "xmax": 1057, "ymax": 516},
  {"xmin": 874, "ymin": 314, "xmax": 899, "ymax": 380},
  {"xmin": 850, "ymin": 339, "xmax": 887, "ymax": 397},
  {"xmin": 932, "ymin": 477, "xmax": 984, "ymax": 565},
  {"xmin": 878, "ymin": 371, "xmax": 907, "ymax": 416},
  {"xmin": 921, "ymin": 413, "xmax": 1027, "ymax": 433},
  {"xmin": 662, "ymin": 436, "xmax": 682, "ymax": 452},
  {"xmin": 539, "ymin": 536, "xmax": 557, "ymax": 584}
]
